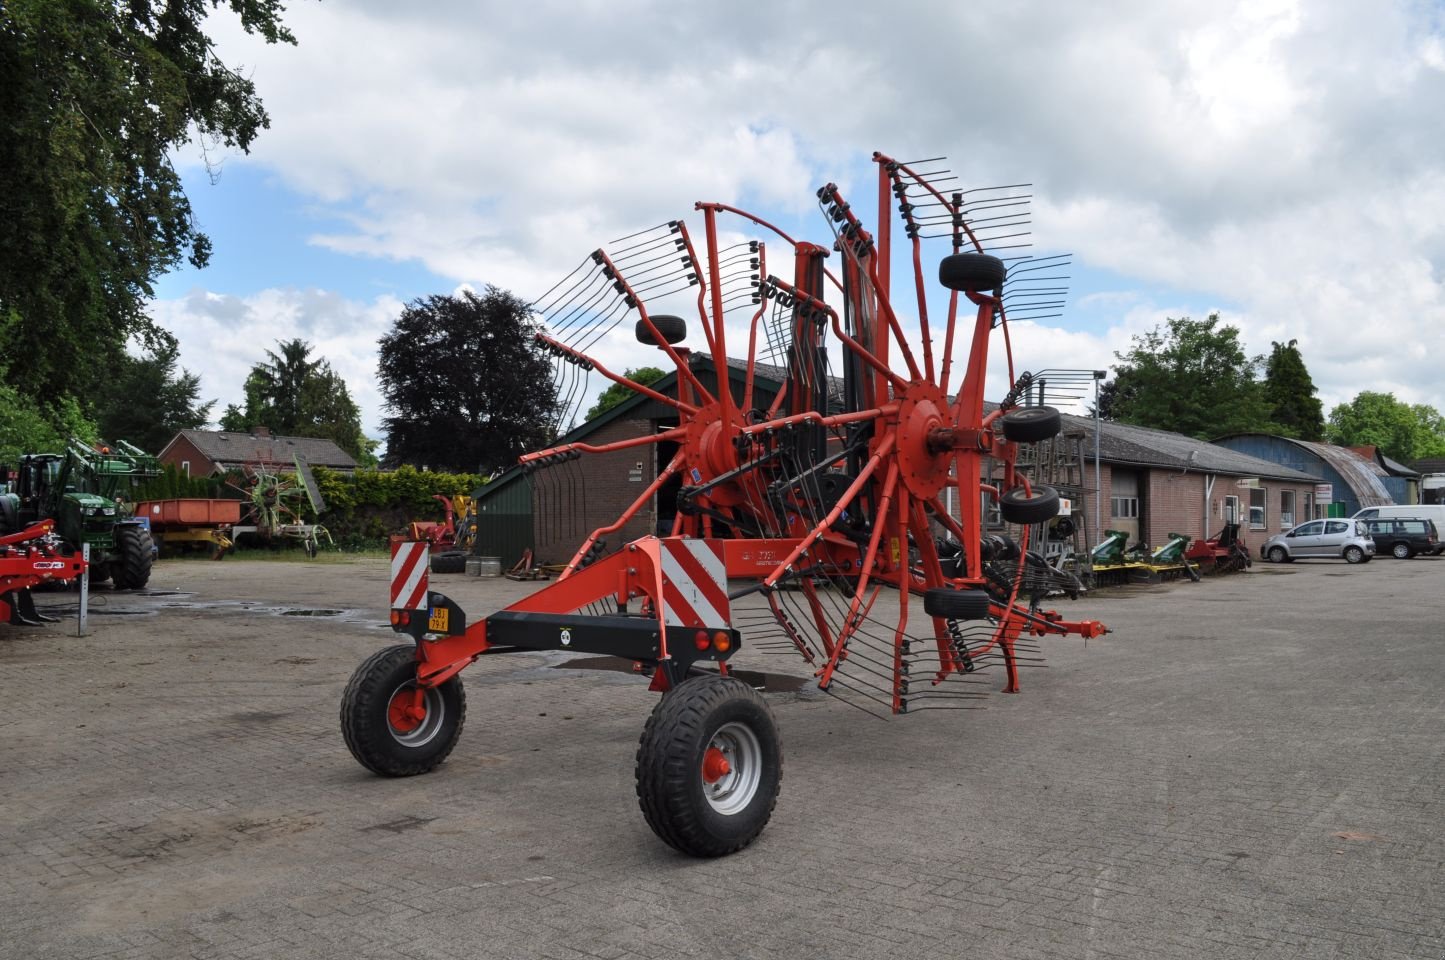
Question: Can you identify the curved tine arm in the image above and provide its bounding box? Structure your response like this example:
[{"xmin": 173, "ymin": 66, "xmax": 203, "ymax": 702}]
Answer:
[
  {"xmin": 770, "ymin": 275, "xmax": 911, "ymax": 393},
  {"xmin": 536, "ymin": 334, "xmax": 698, "ymax": 416},
  {"xmin": 741, "ymin": 405, "xmax": 895, "ymax": 436},
  {"xmin": 558, "ymin": 450, "xmax": 687, "ymax": 580},
  {"xmin": 702, "ymin": 201, "xmax": 850, "ymax": 300},
  {"xmin": 520, "ymin": 425, "xmax": 688, "ymax": 464},
  {"xmin": 595, "ymin": 249, "xmax": 716, "ymax": 405}
]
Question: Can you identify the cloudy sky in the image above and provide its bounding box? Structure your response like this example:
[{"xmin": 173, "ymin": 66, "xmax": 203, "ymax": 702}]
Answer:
[{"xmin": 152, "ymin": 0, "xmax": 1445, "ymax": 446}]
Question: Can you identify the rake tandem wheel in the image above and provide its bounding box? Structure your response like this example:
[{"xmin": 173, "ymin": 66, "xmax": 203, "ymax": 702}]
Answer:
[{"xmin": 341, "ymin": 151, "xmax": 1108, "ymax": 857}]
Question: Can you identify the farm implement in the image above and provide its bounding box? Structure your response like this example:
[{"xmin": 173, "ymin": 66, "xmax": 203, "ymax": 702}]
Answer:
[
  {"xmin": 1184, "ymin": 523, "xmax": 1252, "ymax": 574},
  {"xmin": 340, "ymin": 151, "xmax": 1108, "ymax": 856},
  {"xmin": 1, "ymin": 520, "xmax": 88, "ymax": 626},
  {"xmin": 1089, "ymin": 529, "xmax": 1201, "ymax": 585}
]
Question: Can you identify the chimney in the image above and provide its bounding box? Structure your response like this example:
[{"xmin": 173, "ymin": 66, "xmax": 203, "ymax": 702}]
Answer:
[{"xmin": 254, "ymin": 426, "xmax": 271, "ymax": 439}]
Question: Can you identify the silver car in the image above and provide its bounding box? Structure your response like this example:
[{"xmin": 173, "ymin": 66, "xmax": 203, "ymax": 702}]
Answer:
[{"xmin": 1261, "ymin": 519, "xmax": 1376, "ymax": 564}]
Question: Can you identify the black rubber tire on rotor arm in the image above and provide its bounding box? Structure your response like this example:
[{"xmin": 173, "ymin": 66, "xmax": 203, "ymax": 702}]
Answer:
[
  {"xmin": 938, "ymin": 253, "xmax": 1007, "ymax": 293},
  {"xmin": 111, "ymin": 525, "xmax": 154, "ymax": 589},
  {"xmin": 998, "ymin": 485, "xmax": 1061, "ymax": 525},
  {"xmin": 635, "ymin": 674, "xmax": 782, "ymax": 858},
  {"xmin": 341, "ymin": 643, "xmax": 466, "ymax": 777},
  {"xmin": 922, "ymin": 587, "xmax": 992, "ymax": 621},
  {"xmin": 635, "ymin": 314, "xmax": 687, "ymax": 346},
  {"xmin": 1000, "ymin": 405, "xmax": 1064, "ymax": 443},
  {"xmin": 431, "ymin": 549, "xmax": 467, "ymax": 574}
]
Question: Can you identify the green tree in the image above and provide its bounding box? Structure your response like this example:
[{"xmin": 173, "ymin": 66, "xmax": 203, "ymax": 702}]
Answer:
[
  {"xmin": 0, "ymin": 0, "xmax": 298, "ymax": 402},
  {"xmin": 584, "ymin": 367, "xmax": 667, "ymax": 421},
  {"xmin": 1326, "ymin": 392, "xmax": 1445, "ymax": 463},
  {"xmin": 377, "ymin": 288, "xmax": 559, "ymax": 473},
  {"xmin": 1261, "ymin": 339, "xmax": 1325, "ymax": 441},
  {"xmin": 222, "ymin": 339, "xmax": 375, "ymax": 462},
  {"xmin": 95, "ymin": 336, "xmax": 215, "ymax": 454},
  {"xmin": 1103, "ymin": 314, "xmax": 1273, "ymax": 438},
  {"xmin": 0, "ymin": 385, "xmax": 98, "ymax": 463}
]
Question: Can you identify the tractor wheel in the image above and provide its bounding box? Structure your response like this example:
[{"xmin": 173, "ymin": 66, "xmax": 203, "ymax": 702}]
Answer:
[
  {"xmin": 341, "ymin": 644, "xmax": 465, "ymax": 777},
  {"xmin": 1344, "ymin": 545, "xmax": 1366, "ymax": 564},
  {"xmin": 1001, "ymin": 405, "xmax": 1063, "ymax": 443},
  {"xmin": 88, "ymin": 562, "xmax": 112, "ymax": 585},
  {"xmin": 635, "ymin": 674, "xmax": 781, "ymax": 857},
  {"xmin": 922, "ymin": 587, "xmax": 992, "ymax": 620},
  {"xmin": 111, "ymin": 526, "xmax": 154, "ymax": 589},
  {"xmin": 636, "ymin": 314, "xmax": 687, "ymax": 346},
  {"xmin": 430, "ymin": 550, "xmax": 467, "ymax": 574},
  {"xmin": 999, "ymin": 485, "xmax": 1061, "ymax": 525},
  {"xmin": 1391, "ymin": 542, "xmax": 1412, "ymax": 559},
  {"xmin": 938, "ymin": 253, "xmax": 1006, "ymax": 292}
]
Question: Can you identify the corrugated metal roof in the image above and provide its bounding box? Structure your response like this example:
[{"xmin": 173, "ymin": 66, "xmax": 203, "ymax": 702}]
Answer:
[{"xmin": 1293, "ymin": 440, "xmax": 1392, "ymax": 507}]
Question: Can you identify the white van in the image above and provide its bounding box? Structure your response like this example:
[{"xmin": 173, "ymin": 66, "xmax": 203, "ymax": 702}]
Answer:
[{"xmin": 1351, "ymin": 504, "xmax": 1445, "ymax": 555}]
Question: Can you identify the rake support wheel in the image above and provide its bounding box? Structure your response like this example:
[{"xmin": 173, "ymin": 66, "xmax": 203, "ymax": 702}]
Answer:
[
  {"xmin": 635, "ymin": 314, "xmax": 687, "ymax": 345},
  {"xmin": 999, "ymin": 485, "xmax": 1062, "ymax": 525},
  {"xmin": 341, "ymin": 644, "xmax": 466, "ymax": 776},
  {"xmin": 939, "ymin": 252, "xmax": 1007, "ymax": 292},
  {"xmin": 1001, "ymin": 405, "xmax": 1063, "ymax": 443},
  {"xmin": 923, "ymin": 587, "xmax": 992, "ymax": 620},
  {"xmin": 635, "ymin": 674, "xmax": 781, "ymax": 857}
]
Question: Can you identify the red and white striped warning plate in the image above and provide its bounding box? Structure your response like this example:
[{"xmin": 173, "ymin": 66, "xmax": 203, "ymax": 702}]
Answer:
[
  {"xmin": 659, "ymin": 539, "xmax": 729, "ymax": 630},
  {"xmin": 390, "ymin": 540, "xmax": 430, "ymax": 610}
]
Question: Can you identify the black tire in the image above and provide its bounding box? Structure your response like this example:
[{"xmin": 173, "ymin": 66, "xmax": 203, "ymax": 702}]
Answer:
[
  {"xmin": 1390, "ymin": 542, "xmax": 1412, "ymax": 560},
  {"xmin": 1344, "ymin": 545, "xmax": 1365, "ymax": 564},
  {"xmin": 998, "ymin": 485, "xmax": 1061, "ymax": 525},
  {"xmin": 1001, "ymin": 405, "xmax": 1063, "ymax": 443},
  {"xmin": 635, "ymin": 674, "xmax": 781, "ymax": 857},
  {"xmin": 1267, "ymin": 546, "xmax": 1288, "ymax": 564},
  {"xmin": 922, "ymin": 587, "xmax": 992, "ymax": 620},
  {"xmin": 430, "ymin": 549, "xmax": 466, "ymax": 574},
  {"xmin": 635, "ymin": 314, "xmax": 687, "ymax": 346},
  {"xmin": 938, "ymin": 253, "xmax": 1006, "ymax": 292},
  {"xmin": 111, "ymin": 526, "xmax": 154, "ymax": 589},
  {"xmin": 87, "ymin": 562, "xmax": 112, "ymax": 585},
  {"xmin": 341, "ymin": 644, "xmax": 466, "ymax": 777}
]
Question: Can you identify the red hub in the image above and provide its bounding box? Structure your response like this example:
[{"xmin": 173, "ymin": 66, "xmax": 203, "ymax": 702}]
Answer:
[
  {"xmin": 701, "ymin": 746, "xmax": 732, "ymax": 783},
  {"xmin": 387, "ymin": 688, "xmax": 427, "ymax": 733}
]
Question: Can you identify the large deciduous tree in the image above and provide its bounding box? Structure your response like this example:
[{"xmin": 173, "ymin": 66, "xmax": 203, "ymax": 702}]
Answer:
[
  {"xmin": 1262, "ymin": 339, "xmax": 1325, "ymax": 441},
  {"xmin": 1326, "ymin": 391, "xmax": 1445, "ymax": 463},
  {"xmin": 0, "ymin": 0, "xmax": 296, "ymax": 401},
  {"xmin": 96, "ymin": 335, "xmax": 215, "ymax": 454},
  {"xmin": 378, "ymin": 288, "xmax": 559, "ymax": 474},
  {"xmin": 1102, "ymin": 314, "xmax": 1273, "ymax": 439},
  {"xmin": 220, "ymin": 339, "xmax": 375, "ymax": 462}
]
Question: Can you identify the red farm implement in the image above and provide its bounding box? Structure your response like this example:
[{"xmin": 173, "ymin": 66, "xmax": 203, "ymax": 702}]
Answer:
[
  {"xmin": 340, "ymin": 152, "xmax": 1108, "ymax": 856},
  {"xmin": 1, "ymin": 520, "xmax": 88, "ymax": 626},
  {"xmin": 1183, "ymin": 522, "xmax": 1252, "ymax": 574}
]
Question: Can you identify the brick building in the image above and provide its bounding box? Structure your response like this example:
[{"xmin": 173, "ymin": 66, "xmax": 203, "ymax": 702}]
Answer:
[
  {"xmin": 471, "ymin": 359, "xmax": 1318, "ymax": 565},
  {"xmin": 158, "ymin": 428, "xmax": 359, "ymax": 477}
]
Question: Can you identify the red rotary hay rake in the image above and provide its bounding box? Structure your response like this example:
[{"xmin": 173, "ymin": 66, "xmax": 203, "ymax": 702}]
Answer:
[{"xmin": 341, "ymin": 151, "xmax": 1107, "ymax": 856}]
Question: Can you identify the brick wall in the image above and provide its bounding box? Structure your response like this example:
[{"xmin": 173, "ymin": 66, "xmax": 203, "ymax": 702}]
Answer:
[{"xmin": 530, "ymin": 417, "xmax": 659, "ymax": 563}]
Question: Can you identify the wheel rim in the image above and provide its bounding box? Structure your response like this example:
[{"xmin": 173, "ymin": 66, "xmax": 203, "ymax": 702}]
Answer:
[
  {"xmin": 1393, "ymin": 544, "xmax": 1409, "ymax": 558},
  {"xmin": 1346, "ymin": 547, "xmax": 1362, "ymax": 563},
  {"xmin": 386, "ymin": 682, "xmax": 445, "ymax": 747},
  {"xmin": 700, "ymin": 721, "xmax": 763, "ymax": 816},
  {"xmin": 1270, "ymin": 548, "xmax": 1285, "ymax": 563}
]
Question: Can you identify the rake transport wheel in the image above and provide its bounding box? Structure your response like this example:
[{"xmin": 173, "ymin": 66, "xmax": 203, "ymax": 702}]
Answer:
[
  {"xmin": 999, "ymin": 485, "xmax": 1062, "ymax": 525},
  {"xmin": 111, "ymin": 525, "xmax": 154, "ymax": 589},
  {"xmin": 1000, "ymin": 405, "xmax": 1063, "ymax": 443},
  {"xmin": 635, "ymin": 674, "xmax": 782, "ymax": 857},
  {"xmin": 341, "ymin": 644, "xmax": 466, "ymax": 776}
]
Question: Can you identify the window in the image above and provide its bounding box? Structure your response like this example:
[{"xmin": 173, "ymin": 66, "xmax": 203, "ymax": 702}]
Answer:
[
  {"xmin": 1293, "ymin": 521, "xmax": 1324, "ymax": 536},
  {"xmin": 1280, "ymin": 490, "xmax": 1294, "ymax": 528},
  {"xmin": 1110, "ymin": 496, "xmax": 1139, "ymax": 518},
  {"xmin": 1325, "ymin": 520, "xmax": 1349, "ymax": 535},
  {"xmin": 181, "ymin": 460, "xmax": 190, "ymax": 477},
  {"xmin": 1249, "ymin": 488, "xmax": 1266, "ymax": 529}
]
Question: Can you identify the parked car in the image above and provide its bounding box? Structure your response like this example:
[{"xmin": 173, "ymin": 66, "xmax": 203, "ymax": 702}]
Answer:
[
  {"xmin": 1352, "ymin": 504, "xmax": 1445, "ymax": 555},
  {"xmin": 1359, "ymin": 517, "xmax": 1439, "ymax": 559},
  {"xmin": 1261, "ymin": 519, "xmax": 1376, "ymax": 564}
]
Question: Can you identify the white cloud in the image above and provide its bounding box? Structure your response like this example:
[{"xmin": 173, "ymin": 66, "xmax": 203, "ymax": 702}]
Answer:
[{"xmin": 164, "ymin": 0, "xmax": 1445, "ymax": 436}]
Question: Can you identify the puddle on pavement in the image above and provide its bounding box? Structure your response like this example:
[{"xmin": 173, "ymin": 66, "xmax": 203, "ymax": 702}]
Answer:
[
  {"xmin": 555, "ymin": 655, "xmax": 810, "ymax": 693},
  {"xmin": 279, "ymin": 609, "xmax": 344, "ymax": 617}
]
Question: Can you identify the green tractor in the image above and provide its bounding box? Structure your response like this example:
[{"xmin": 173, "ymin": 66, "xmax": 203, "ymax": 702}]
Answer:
[{"xmin": 0, "ymin": 440, "xmax": 161, "ymax": 588}]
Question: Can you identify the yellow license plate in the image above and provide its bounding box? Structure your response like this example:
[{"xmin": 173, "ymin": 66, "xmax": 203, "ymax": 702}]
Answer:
[{"xmin": 427, "ymin": 607, "xmax": 449, "ymax": 633}]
